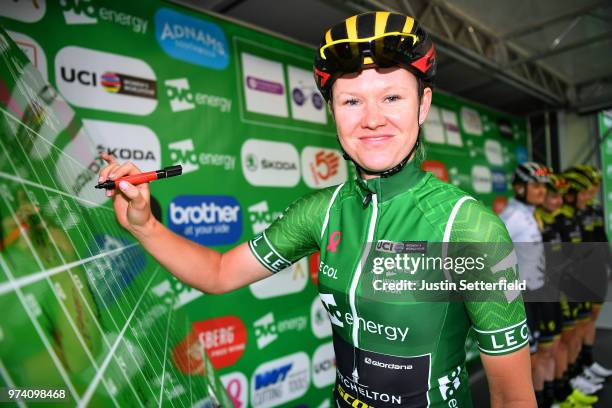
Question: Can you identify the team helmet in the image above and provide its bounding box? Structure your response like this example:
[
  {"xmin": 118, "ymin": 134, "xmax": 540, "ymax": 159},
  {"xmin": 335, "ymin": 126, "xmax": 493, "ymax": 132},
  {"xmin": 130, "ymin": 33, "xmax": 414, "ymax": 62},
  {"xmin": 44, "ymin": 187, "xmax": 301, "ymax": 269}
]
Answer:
[
  {"xmin": 314, "ymin": 11, "xmax": 436, "ymax": 102},
  {"xmin": 512, "ymin": 162, "xmax": 550, "ymax": 185}
]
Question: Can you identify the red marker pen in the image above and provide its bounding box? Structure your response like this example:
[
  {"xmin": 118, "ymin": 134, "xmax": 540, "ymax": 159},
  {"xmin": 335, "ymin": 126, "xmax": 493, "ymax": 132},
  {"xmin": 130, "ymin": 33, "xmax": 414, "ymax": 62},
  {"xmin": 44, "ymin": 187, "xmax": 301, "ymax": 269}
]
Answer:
[{"xmin": 94, "ymin": 165, "xmax": 182, "ymax": 190}]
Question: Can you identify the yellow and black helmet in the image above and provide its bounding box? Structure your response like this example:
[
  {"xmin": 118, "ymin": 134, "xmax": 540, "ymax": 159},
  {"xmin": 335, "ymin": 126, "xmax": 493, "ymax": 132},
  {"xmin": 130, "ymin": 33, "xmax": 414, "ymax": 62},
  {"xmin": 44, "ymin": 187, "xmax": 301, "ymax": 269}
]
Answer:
[
  {"xmin": 314, "ymin": 11, "xmax": 436, "ymax": 102},
  {"xmin": 573, "ymin": 164, "xmax": 602, "ymax": 186},
  {"xmin": 546, "ymin": 173, "xmax": 569, "ymax": 194},
  {"xmin": 563, "ymin": 168, "xmax": 593, "ymax": 192}
]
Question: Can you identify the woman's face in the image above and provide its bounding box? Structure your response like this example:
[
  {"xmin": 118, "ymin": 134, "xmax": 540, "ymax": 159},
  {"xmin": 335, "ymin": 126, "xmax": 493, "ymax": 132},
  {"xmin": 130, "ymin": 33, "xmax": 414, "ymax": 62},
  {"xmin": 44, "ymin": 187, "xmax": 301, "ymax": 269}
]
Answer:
[
  {"xmin": 330, "ymin": 67, "xmax": 432, "ymax": 178},
  {"xmin": 525, "ymin": 182, "xmax": 546, "ymax": 206},
  {"xmin": 542, "ymin": 191, "xmax": 563, "ymax": 212},
  {"xmin": 577, "ymin": 190, "xmax": 589, "ymax": 209}
]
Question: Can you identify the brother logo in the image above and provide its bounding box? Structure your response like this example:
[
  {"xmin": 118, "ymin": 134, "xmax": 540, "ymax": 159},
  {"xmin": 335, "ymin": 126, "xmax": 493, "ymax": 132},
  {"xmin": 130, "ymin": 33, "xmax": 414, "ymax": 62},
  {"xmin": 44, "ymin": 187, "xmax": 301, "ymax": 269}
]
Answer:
[{"xmin": 168, "ymin": 195, "xmax": 242, "ymax": 246}]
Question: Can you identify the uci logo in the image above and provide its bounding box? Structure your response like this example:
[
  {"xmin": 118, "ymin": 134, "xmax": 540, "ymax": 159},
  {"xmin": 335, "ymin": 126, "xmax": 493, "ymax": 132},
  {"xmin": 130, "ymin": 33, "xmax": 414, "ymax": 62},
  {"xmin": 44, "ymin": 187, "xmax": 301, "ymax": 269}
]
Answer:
[{"xmin": 60, "ymin": 67, "xmax": 96, "ymax": 86}]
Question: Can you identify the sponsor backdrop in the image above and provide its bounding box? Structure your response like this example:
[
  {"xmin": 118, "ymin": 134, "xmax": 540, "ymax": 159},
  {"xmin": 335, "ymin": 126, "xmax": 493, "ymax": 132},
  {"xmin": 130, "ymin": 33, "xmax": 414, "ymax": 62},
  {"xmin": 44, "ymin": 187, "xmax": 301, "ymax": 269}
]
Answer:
[
  {"xmin": 599, "ymin": 110, "xmax": 612, "ymax": 240},
  {"xmin": 0, "ymin": 1, "xmax": 527, "ymax": 407}
]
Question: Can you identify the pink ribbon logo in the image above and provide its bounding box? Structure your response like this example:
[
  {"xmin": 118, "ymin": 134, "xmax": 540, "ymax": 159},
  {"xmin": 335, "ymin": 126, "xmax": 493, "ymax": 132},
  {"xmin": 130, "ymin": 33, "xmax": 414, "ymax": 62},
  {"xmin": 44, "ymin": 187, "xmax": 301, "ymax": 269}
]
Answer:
[
  {"xmin": 326, "ymin": 230, "xmax": 341, "ymax": 253},
  {"xmin": 226, "ymin": 379, "xmax": 242, "ymax": 408}
]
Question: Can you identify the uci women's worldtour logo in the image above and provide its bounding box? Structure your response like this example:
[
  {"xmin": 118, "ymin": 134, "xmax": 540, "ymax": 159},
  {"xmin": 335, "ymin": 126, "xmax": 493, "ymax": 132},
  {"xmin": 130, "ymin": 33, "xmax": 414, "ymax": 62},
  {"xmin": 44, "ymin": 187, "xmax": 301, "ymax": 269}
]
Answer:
[
  {"xmin": 59, "ymin": 0, "xmax": 148, "ymax": 34},
  {"xmin": 156, "ymin": 8, "xmax": 229, "ymax": 69},
  {"xmin": 169, "ymin": 195, "xmax": 242, "ymax": 246},
  {"xmin": 55, "ymin": 46, "xmax": 157, "ymax": 115}
]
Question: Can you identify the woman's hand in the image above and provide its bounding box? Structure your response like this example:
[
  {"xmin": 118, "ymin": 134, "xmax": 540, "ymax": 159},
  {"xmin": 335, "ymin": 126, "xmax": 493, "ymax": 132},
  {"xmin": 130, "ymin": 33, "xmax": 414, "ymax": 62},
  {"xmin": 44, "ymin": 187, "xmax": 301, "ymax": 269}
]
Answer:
[{"xmin": 98, "ymin": 153, "xmax": 155, "ymax": 235}]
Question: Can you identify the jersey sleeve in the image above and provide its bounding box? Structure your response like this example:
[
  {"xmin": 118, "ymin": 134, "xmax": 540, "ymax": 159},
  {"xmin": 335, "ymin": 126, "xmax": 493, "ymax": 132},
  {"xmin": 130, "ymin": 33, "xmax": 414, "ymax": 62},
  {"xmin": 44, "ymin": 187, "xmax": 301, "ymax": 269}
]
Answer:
[
  {"xmin": 450, "ymin": 198, "xmax": 529, "ymax": 356},
  {"xmin": 248, "ymin": 188, "xmax": 335, "ymax": 273}
]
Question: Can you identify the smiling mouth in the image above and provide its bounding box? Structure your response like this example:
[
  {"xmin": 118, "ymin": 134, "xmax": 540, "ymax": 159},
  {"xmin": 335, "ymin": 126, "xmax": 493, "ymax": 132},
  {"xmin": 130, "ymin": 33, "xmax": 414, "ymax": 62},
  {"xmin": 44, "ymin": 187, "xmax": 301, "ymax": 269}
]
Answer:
[{"xmin": 359, "ymin": 135, "xmax": 393, "ymax": 142}]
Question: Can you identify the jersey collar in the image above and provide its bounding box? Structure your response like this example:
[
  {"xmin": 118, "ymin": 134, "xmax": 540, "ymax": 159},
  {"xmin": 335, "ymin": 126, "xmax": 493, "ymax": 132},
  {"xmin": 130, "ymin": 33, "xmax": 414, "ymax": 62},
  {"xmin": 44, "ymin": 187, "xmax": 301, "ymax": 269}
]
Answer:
[{"xmin": 356, "ymin": 159, "xmax": 426, "ymax": 203}]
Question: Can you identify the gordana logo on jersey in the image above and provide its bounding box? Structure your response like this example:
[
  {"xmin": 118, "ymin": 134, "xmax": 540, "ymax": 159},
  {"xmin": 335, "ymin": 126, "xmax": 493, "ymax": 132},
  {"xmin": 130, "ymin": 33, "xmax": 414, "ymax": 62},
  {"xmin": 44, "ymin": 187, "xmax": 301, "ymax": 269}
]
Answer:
[
  {"xmin": 168, "ymin": 195, "xmax": 242, "ymax": 246},
  {"xmin": 220, "ymin": 372, "xmax": 248, "ymax": 408},
  {"xmin": 55, "ymin": 46, "xmax": 157, "ymax": 115},
  {"xmin": 0, "ymin": 0, "xmax": 46, "ymax": 23},
  {"xmin": 252, "ymin": 311, "xmax": 307, "ymax": 349},
  {"xmin": 312, "ymin": 342, "xmax": 335, "ymax": 388},
  {"xmin": 164, "ymin": 78, "xmax": 232, "ymax": 113},
  {"xmin": 318, "ymin": 293, "xmax": 410, "ymax": 342},
  {"xmin": 301, "ymin": 147, "xmax": 347, "ymax": 188},
  {"xmin": 251, "ymin": 352, "xmax": 310, "ymax": 407},
  {"xmin": 241, "ymin": 139, "xmax": 300, "ymax": 187},
  {"xmin": 156, "ymin": 8, "xmax": 229, "ymax": 69},
  {"xmin": 167, "ymin": 138, "xmax": 236, "ymax": 175},
  {"xmin": 249, "ymin": 258, "xmax": 308, "ymax": 299}
]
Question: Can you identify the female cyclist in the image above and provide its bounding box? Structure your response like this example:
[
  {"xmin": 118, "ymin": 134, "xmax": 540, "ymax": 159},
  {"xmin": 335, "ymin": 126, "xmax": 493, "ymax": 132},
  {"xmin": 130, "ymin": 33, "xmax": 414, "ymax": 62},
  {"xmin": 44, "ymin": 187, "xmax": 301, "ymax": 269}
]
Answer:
[{"xmin": 99, "ymin": 11, "xmax": 535, "ymax": 407}]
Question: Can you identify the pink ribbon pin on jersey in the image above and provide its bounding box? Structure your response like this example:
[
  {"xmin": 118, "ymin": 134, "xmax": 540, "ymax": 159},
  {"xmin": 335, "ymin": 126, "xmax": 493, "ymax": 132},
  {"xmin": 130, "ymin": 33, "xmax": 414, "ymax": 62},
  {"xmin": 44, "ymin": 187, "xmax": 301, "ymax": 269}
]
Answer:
[{"xmin": 326, "ymin": 230, "xmax": 341, "ymax": 253}]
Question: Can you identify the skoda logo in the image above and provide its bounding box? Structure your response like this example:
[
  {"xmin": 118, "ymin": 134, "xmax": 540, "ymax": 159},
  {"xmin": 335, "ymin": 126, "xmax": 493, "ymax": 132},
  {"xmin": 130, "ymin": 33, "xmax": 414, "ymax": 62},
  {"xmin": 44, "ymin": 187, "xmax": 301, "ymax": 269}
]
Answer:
[{"xmin": 246, "ymin": 154, "xmax": 258, "ymax": 171}]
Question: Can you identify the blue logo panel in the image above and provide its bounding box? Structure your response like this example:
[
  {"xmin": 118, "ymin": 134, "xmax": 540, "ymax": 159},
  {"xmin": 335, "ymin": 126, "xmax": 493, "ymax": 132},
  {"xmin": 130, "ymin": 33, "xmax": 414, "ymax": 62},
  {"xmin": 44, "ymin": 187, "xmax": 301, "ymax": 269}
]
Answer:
[
  {"xmin": 155, "ymin": 8, "xmax": 229, "ymax": 69},
  {"xmin": 515, "ymin": 146, "xmax": 528, "ymax": 164},
  {"xmin": 492, "ymin": 170, "xmax": 506, "ymax": 192},
  {"xmin": 87, "ymin": 235, "xmax": 147, "ymax": 309},
  {"xmin": 168, "ymin": 195, "xmax": 242, "ymax": 245}
]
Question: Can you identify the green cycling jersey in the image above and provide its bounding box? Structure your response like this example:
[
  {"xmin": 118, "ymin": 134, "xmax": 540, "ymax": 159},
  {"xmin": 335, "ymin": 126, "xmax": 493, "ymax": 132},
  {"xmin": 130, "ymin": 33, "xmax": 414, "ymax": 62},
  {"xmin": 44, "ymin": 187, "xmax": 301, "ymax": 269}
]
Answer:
[{"xmin": 249, "ymin": 160, "xmax": 527, "ymax": 407}]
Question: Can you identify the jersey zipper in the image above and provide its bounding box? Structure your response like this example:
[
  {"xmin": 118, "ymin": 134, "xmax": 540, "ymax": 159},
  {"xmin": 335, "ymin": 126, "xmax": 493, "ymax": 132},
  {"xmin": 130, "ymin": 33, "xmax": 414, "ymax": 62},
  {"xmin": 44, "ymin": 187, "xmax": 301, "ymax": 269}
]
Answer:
[{"xmin": 349, "ymin": 193, "xmax": 379, "ymax": 348}]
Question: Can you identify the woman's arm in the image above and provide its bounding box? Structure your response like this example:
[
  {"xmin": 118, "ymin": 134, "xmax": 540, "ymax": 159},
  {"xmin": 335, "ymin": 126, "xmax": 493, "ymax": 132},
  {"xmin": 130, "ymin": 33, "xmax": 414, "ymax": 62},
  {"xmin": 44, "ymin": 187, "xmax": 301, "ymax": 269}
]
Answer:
[
  {"xmin": 98, "ymin": 153, "xmax": 272, "ymax": 294},
  {"xmin": 134, "ymin": 220, "xmax": 272, "ymax": 294},
  {"xmin": 481, "ymin": 346, "xmax": 536, "ymax": 407}
]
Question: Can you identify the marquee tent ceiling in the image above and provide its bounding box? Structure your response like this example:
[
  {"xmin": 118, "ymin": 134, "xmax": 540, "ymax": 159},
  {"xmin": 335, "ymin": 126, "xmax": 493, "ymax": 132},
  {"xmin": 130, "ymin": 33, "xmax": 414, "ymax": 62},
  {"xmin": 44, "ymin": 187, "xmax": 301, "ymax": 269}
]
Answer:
[{"xmin": 172, "ymin": 0, "xmax": 612, "ymax": 116}]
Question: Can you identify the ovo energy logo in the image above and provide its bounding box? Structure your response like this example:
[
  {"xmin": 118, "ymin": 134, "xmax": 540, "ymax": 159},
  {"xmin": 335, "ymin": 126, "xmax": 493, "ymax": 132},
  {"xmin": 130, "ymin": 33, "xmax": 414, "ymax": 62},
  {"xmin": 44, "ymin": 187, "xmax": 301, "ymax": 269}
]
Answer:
[
  {"xmin": 164, "ymin": 78, "xmax": 232, "ymax": 113},
  {"xmin": 253, "ymin": 312, "xmax": 307, "ymax": 349},
  {"xmin": 59, "ymin": 0, "xmax": 148, "ymax": 33},
  {"xmin": 167, "ymin": 138, "xmax": 236, "ymax": 175}
]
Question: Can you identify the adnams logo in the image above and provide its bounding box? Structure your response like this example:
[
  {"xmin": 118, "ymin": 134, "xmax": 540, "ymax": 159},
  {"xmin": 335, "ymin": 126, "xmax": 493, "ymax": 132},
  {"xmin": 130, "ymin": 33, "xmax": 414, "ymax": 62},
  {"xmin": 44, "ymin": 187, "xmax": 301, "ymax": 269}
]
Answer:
[
  {"xmin": 241, "ymin": 139, "xmax": 300, "ymax": 187},
  {"xmin": 55, "ymin": 46, "xmax": 157, "ymax": 115},
  {"xmin": 167, "ymin": 138, "xmax": 236, "ymax": 175},
  {"xmin": 156, "ymin": 8, "xmax": 229, "ymax": 70},
  {"xmin": 82, "ymin": 119, "xmax": 161, "ymax": 172},
  {"xmin": 164, "ymin": 78, "xmax": 231, "ymax": 113},
  {"xmin": 168, "ymin": 195, "xmax": 242, "ymax": 246},
  {"xmin": 59, "ymin": 0, "xmax": 148, "ymax": 34}
]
